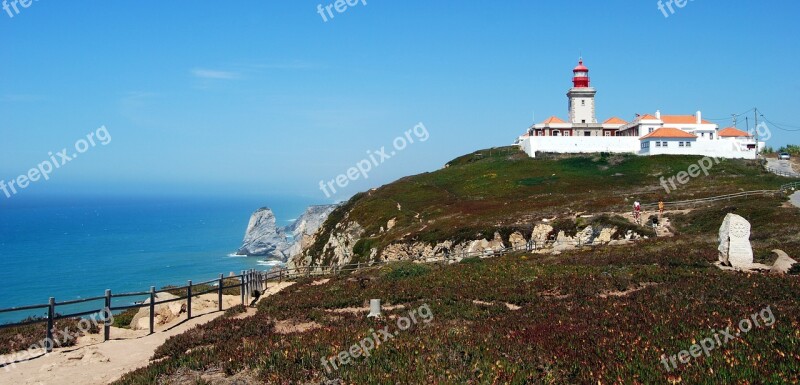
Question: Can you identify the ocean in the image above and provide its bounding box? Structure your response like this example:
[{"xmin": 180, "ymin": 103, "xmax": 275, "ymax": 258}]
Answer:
[{"xmin": 0, "ymin": 194, "xmax": 312, "ymax": 323}]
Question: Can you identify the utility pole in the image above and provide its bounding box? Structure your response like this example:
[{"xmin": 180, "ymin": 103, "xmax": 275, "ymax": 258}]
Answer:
[
  {"xmin": 732, "ymin": 114, "xmax": 737, "ymax": 127},
  {"xmin": 754, "ymin": 107, "xmax": 759, "ymax": 159}
]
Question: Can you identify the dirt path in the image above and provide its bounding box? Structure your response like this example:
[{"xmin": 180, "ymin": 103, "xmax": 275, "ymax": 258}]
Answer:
[
  {"xmin": 791, "ymin": 191, "xmax": 800, "ymax": 209},
  {"xmin": 0, "ymin": 282, "xmax": 295, "ymax": 385}
]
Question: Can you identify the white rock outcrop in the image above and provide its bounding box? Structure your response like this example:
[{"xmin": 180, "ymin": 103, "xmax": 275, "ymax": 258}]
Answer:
[
  {"xmin": 129, "ymin": 292, "xmax": 184, "ymax": 330},
  {"xmin": 237, "ymin": 205, "xmax": 338, "ymax": 261},
  {"xmin": 283, "ymin": 205, "xmax": 338, "ymax": 259},
  {"xmin": 236, "ymin": 208, "xmax": 289, "ymax": 258},
  {"xmin": 770, "ymin": 249, "xmax": 798, "ymax": 275}
]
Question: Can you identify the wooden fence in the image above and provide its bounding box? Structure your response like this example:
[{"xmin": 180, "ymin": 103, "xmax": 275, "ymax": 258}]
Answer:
[
  {"xmin": 0, "ymin": 270, "xmax": 266, "ymax": 353},
  {"xmin": 0, "ymin": 243, "xmax": 557, "ymax": 354}
]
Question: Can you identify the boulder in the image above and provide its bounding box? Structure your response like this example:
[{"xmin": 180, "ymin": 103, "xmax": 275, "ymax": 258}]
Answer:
[
  {"xmin": 770, "ymin": 249, "xmax": 798, "ymax": 274},
  {"xmin": 508, "ymin": 231, "xmax": 527, "ymax": 249},
  {"xmin": 129, "ymin": 292, "xmax": 184, "ymax": 330},
  {"xmin": 595, "ymin": 227, "xmax": 616, "ymax": 243},
  {"xmin": 718, "ymin": 213, "xmax": 754, "ymax": 267}
]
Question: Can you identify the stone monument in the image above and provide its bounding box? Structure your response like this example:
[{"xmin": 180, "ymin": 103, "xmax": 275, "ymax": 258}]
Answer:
[{"xmin": 718, "ymin": 213, "xmax": 753, "ymax": 267}]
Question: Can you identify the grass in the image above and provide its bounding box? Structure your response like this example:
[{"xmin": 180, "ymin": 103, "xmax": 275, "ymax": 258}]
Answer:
[
  {"xmin": 303, "ymin": 147, "xmax": 798, "ymax": 262},
  {"xmin": 114, "ymin": 193, "xmax": 800, "ymax": 384}
]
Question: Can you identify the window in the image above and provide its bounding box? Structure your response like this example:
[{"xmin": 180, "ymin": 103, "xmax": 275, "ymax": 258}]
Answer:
[
  {"xmin": 563, "ymin": 131, "xmax": 571, "ymax": 136},
  {"xmin": 604, "ymin": 131, "xmax": 611, "ymax": 137},
  {"xmin": 649, "ymin": 127, "xmax": 654, "ymax": 133},
  {"xmin": 584, "ymin": 131, "xmax": 591, "ymax": 136},
  {"xmin": 710, "ymin": 133, "xmax": 714, "ymax": 139},
  {"xmin": 581, "ymin": 100, "xmax": 585, "ymax": 106},
  {"xmin": 686, "ymin": 141, "xmax": 692, "ymax": 147},
  {"xmin": 662, "ymin": 141, "xmax": 668, "ymax": 147},
  {"xmin": 679, "ymin": 142, "xmax": 685, "ymax": 147},
  {"xmin": 701, "ymin": 132, "xmax": 705, "ymax": 137},
  {"xmin": 581, "ymin": 120, "xmax": 586, "ymax": 123},
  {"xmin": 656, "ymin": 142, "xmax": 661, "ymax": 147}
]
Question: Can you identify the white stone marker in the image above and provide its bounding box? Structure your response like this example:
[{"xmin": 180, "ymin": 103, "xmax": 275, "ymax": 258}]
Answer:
[
  {"xmin": 367, "ymin": 299, "xmax": 382, "ymax": 318},
  {"xmin": 718, "ymin": 213, "xmax": 754, "ymax": 267}
]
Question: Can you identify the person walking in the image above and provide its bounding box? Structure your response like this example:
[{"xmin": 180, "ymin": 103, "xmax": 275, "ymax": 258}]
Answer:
[{"xmin": 658, "ymin": 200, "xmax": 665, "ymax": 217}]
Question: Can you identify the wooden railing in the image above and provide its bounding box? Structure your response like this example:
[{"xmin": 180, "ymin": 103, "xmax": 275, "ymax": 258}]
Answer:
[
  {"xmin": 640, "ymin": 190, "xmax": 783, "ymax": 210},
  {"xmin": 0, "ymin": 270, "xmax": 264, "ymax": 352}
]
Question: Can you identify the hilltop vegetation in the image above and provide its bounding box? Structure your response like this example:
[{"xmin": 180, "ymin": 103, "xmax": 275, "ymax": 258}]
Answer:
[
  {"xmin": 113, "ymin": 149, "xmax": 800, "ymax": 384},
  {"xmin": 115, "ymin": 196, "xmax": 800, "ymax": 384},
  {"xmin": 306, "ymin": 147, "xmax": 792, "ymax": 265}
]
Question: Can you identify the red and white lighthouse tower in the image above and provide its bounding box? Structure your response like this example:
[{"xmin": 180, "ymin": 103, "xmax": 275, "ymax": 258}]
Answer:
[
  {"xmin": 572, "ymin": 59, "xmax": 590, "ymax": 87},
  {"xmin": 567, "ymin": 58, "xmax": 597, "ymax": 124}
]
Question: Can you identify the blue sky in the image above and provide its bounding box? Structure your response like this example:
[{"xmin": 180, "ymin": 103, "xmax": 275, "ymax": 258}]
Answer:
[{"xmin": 1, "ymin": 1, "xmax": 798, "ymax": 202}]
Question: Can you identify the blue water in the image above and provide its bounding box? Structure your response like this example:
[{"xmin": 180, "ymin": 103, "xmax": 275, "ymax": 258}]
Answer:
[{"xmin": 0, "ymin": 195, "xmax": 312, "ymax": 323}]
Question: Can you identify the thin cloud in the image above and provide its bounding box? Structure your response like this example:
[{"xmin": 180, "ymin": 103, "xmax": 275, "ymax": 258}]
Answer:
[{"xmin": 191, "ymin": 68, "xmax": 241, "ymax": 80}]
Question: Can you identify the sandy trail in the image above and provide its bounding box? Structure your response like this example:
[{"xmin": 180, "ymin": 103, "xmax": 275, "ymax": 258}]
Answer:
[{"xmin": 0, "ymin": 282, "xmax": 294, "ymax": 385}]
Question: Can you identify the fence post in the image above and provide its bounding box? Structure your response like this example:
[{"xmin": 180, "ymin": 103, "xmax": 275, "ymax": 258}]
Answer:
[
  {"xmin": 187, "ymin": 280, "xmax": 192, "ymax": 319},
  {"xmin": 218, "ymin": 273, "xmax": 224, "ymax": 312},
  {"xmin": 149, "ymin": 286, "xmax": 155, "ymax": 335},
  {"xmin": 46, "ymin": 297, "xmax": 55, "ymax": 353},
  {"xmin": 279, "ymin": 269, "xmax": 283, "ymax": 283},
  {"xmin": 240, "ymin": 270, "xmax": 246, "ymax": 306},
  {"xmin": 103, "ymin": 289, "xmax": 111, "ymax": 341}
]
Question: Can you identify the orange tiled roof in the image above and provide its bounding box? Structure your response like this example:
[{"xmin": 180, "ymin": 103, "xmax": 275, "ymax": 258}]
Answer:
[
  {"xmin": 640, "ymin": 127, "xmax": 698, "ymax": 140},
  {"xmin": 603, "ymin": 117, "xmax": 627, "ymax": 125},
  {"xmin": 638, "ymin": 114, "xmax": 659, "ymax": 121},
  {"xmin": 542, "ymin": 116, "xmax": 566, "ymax": 124},
  {"xmin": 718, "ymin": 127, "xmax": 752, "ymax": 137},
  {"xmin": 660, "ymin": 115, "xmax": 713, "ymax": 124}
]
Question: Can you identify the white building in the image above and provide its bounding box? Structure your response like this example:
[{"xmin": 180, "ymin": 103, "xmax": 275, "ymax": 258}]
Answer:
[{"xmin": 518, "ymin": 59, "xmax": 763, "ymax": 159}]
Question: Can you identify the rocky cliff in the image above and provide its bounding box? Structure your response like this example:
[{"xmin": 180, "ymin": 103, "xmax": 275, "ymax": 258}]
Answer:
[
  {"xmin": 236, "ymin": 205, "xmax": 338, "ymax": 261},
  {"xmin": 288, "ymin": 215, "xmax": 650, "ymax": 270},
  {"xmin": 236, "ymin": 208, "xmax": 289, "ymax": 258},
  {"xmin": 283, "ymin": 205, "xmax": 339, "ymax": 259}
]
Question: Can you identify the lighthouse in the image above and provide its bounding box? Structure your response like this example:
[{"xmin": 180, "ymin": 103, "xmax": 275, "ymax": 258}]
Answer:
[{"xmin": 567, "ymin": 58, "xmax": 597, "ymax": 125}]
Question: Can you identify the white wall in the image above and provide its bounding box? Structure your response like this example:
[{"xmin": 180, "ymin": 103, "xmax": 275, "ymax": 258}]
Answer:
[
  {"xmin": 521, "ymin": 136, "xmax": 640, "ymax": 157},
  {"xmin": 521, "ymin": 136, "xmax": 760, "ymax": 159}
]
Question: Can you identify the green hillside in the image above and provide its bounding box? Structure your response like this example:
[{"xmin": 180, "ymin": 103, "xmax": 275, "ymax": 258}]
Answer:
[
  {"xmin": 309, "ymin": 147, "xmax": 793, "ymax": 264},
  {"xmin": 113, "ymin": 149, "xmax": 800, "ymax": 384}
]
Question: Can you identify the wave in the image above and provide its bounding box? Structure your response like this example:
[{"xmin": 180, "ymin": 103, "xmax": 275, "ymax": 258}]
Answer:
[{"xmin": 257, "ymin": 260, "xmax": 285, "ymax": 267}]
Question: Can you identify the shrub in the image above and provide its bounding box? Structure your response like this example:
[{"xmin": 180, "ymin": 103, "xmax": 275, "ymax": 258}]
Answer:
[
  {"xmin": 384, "ymin": 262, "xmax": 431, "ymax": 280},
  {"xmin": 112, "ymin": 308, "xmax": 139, "ymax": 328},
  {"xmin": 549, "ymin": 218, "xmax": 578, "ymax": 238},
  {"xmin": 460, "ymin": 256, "xmax": 484, "ymax": 264},
  {"xmin": 223, "ymin": 305, "xmax": 247, "ymax": 318}
]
